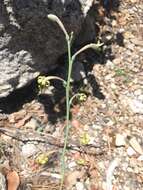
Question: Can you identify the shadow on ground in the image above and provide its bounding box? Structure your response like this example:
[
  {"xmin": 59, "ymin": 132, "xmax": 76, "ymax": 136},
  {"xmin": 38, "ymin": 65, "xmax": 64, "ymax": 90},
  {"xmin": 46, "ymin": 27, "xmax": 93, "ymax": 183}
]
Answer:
[{"xmin": 0, "ymin": 0, "xmax": 122, "ymax": 124}]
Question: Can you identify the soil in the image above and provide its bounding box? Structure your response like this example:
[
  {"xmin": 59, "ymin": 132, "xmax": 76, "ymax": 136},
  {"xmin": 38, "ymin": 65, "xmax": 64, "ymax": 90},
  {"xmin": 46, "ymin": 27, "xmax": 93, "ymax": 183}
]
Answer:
[{"xmin": 0, "ymin": 1, "xmax": 143, "ymax": 190}]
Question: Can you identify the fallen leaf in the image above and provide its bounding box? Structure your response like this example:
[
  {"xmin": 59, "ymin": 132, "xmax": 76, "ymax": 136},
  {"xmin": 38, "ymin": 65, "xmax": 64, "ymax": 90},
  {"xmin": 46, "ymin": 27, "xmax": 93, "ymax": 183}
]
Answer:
[
  {"xmin": 7, "ymin": 171, "xmax": 20, "ymax": 190},
  {"xmin": 65, "ymin": 170, "xmax": 85, "ymax": 189},
  {"xmin": 71, "ymin": 105, "xmax": 80, "ymax": 115},
  {"xmin": 8, "ymin": 110, "xmax": 27, "ymax": 123},
  {"xmin": 90, "ymin": 183, "xmax": 101, "ymax": 190},
  {"xmin": 71, "ymin": 120, "xmax": 80, "ymax": 128},
  {"xmin": 72, "ymin": 152, "xmax": 81, "ymax": 160}
]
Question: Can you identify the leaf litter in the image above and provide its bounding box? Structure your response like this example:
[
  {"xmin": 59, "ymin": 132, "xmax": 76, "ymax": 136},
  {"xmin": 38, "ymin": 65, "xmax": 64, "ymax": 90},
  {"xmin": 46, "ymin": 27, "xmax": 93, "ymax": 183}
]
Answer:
[{"xmin": 0, "ymin": 0, "xmax": 143, "ymax": 189}]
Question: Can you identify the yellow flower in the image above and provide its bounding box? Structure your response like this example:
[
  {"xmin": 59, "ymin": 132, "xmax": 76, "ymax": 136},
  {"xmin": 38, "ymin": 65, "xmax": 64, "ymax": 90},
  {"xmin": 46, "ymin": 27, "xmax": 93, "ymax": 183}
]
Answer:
[
  {"xmin": 37, "ymin": 76, "xmax": 50, "ymax": 90},
  {"xmin": 76, "ymin": 158, "xmax": 86, "ymax": 166},
  {"xmin": 36, "ymin": 153, "xmax": 49, "ymax": 165},
  {"xmin": 78, "ymin": 93, "xmax": 87, "ymax": 102},
  {"xmin": 80, "ymin": 133, "xmax": 90, "ymax": 145}
]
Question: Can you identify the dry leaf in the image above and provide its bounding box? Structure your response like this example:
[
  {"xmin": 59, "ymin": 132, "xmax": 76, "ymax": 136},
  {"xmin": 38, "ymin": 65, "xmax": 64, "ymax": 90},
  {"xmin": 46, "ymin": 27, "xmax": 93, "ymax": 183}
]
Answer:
[
  {"xmin": 65, "ymin": 170, "xmax": 85, "ymax": 189},
  {"xmin": 90, "ymin": 184, "xmax": 99, "ymax": 190},
  {"xmin": 7, "ymin": 171, "xmax": 20, "ymax": 190},
  {"xmin": 71, "ymin": 120, "xmax": 80, "ymax": 128},
  {"xmin": 71, "ymin": 105, "xmax": 80, "ymax": 115}
]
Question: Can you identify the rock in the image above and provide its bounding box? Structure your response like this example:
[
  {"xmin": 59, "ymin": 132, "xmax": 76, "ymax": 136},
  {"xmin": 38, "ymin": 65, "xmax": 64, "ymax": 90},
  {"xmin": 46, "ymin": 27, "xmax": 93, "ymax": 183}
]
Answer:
[
  {"xmin": 130, "ymin": 38, "xmax": 143, "ymax": 46},
  {"xmin": 120, "ymin": 95, "xmax": 143, "ymax": 114},
  {"xmin": 0, "ymin": 0, "xmax": 96, "ymax": 98},
  {"xmin": 129, "ymin": 99, "xmax": 143, "ymax": 114},
  {"xmin": 115, "ymin": 134, "xmax": 126, "ymax": 147},
  {"xmin": 127, "ymin": 147, "xmax": 136, "ymax": 157},
  {"xmin": 65, "ymin": 170, "xmax": 85, "ymax": 190},
  {"xmin": 76, "ymin": 182, "xmax": 85, "ymax": 190},
  {"xmin": 24, "ymin": 117, "xmax": 40, "ymax": 130},
  {"xmin": 0, "ymin": 173, "xmax": 6, "ymax": 190},
  {"xmin": 45, "ymin": 123, "xmax": 55, "ymax": 133},
  {"xmin": 22, "ymin": 143, "xmax": 38, "ymax": 157},
  {"xmin": 129, "ymin": 137, "xmax": 143, "ymax": 155},
  {"xmin": 137, "ymin": 155, "xmax": 143, "ymax": 161},
  {"xmin": 68, "ymin": 161, "xmax": 77, "ymax": 169}
]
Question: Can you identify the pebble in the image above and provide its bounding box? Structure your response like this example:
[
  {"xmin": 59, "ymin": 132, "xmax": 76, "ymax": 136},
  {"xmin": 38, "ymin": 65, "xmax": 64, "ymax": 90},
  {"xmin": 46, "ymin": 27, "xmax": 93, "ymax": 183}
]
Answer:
[
  {"xmin": 68, "ymin": 161, "xmax": 77, "ymax": 169},
  {"xmin": 137, "ymin": 155, "xmax": 143, "ymax": 161},
  {"xmin": 113, "ymin": 58, "xmax": 121, "ymax": 64},
  {"xmin": 24, "ymin": 118, "xmax": 40, "ymax": 130},
  {"xmin": 106, "ymin": 60, "xmax": 114, "ymax": 69},
  {"xmin": 112, "ymin": 20, "xmax": 117, "ymax": 26},
  {"xmin": 110, "ymin": 83, "xmax": 117, "ymax": 90},
  {"xmin": 128, "ymin": 98, "xmax": 143, "ymax": 114},
  {"xmin": 129, "ymin": 137, "xmax": 143, "ymax": 155},
  {"xmin": 45, "ymin": 123, "xmax": 55, "ymax": 133},
  {"xmin": 0, "ymin": 173, "xmax": 6, "ymax": 190},
  {"xmin": 76, "ymin": 182, "xmax": 85, "ymax": 190},
  {"xmin": 134, "ymin": 89, "xmax": 142, "ymax": 96},
  {"xmin": 115, "ymin": 134, "xmax": 126, "ymax": 147},
  {"xmin": 92, "ymin": 124, "xmax": 102, "ymax": 130},
  {"xmin": 127, "ymin": 167, "xmax": 133, "ymax": 173},
  {"xmin": 127, "ymin": 43, "xmax": 135, "ymax": 51},
  {"xmin": 22, "ymin": 143, "xmax": 38, "ymax": 158},
  {"xmin": 127, "ymin": 147, "xmax": 136, "ymax": 157},
  {"xmin": 130, "ymin": 38, "xmax": 143, "ymax": 46}
]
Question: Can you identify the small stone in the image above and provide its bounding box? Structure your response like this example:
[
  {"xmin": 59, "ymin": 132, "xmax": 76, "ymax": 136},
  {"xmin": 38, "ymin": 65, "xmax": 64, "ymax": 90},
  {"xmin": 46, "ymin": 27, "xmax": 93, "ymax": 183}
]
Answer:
[
  {"xmin": 130, "ymin": 38, "xmax": 143, "ymax": 46},
  {"xmin": 45, "ymin": 124, "xmax": 55, "ymax": 133},
  {"xmin": 106, "ymin": 35, "xmax": 113, "ymax": 41},
  {"xmin": 134, "ymin": 89, "xmax": 142, "ymax": 96},
  {"xmin": 0, "ymin": 173, "xmax": 6, "ymax": 190},
  {"xmin": 115, "ymin": 134, "xmax": 126, "ymax": 147},
  {"xmin": 83, "ymin": 124, "xmax": 89, "ymax": 131},
  {"xmin": 111, "ymin": 83, "xmax": 117, "ymax": 90},
  {"xmin": 92, "ymin": 124, "xmax": 101, "ymax": 130},
  {"xmin": 112, "ymin": 20, "xmax": 117, "ymax": 26},
  {"xmin": 113, "ymin": 58, "xmax": 121, "ymax": 64},
  {"xmin": 106, "ymin": 60, "xmax": 114, "ymax": 69},
  {"xmin": 137, "ymin": 155, "xmax": 143, "ymax": 161},
  {"xmin": 118, "ymin": 28, "xmax": 125, "ymax": 33},
  {"xmin": 127, "ymin": 167, "xmax": 133, "ymax": 173},
  {"xmin": 127, "ymin": 43, "xmax": 135, "ymax": 51},
  {"xmin": 76, "ymin": 182, "xmax": 85, "ymax": 190},
  {"xmin": 129, "ymin": 137, "xmax": 143, "ymax": 155},
  {"xmin": 127, "ymin": 147, "xmax": 136, "ymax": 157},
  {"xmin": 24, "ymin": 118, "xmax": 40, "ymax": 130},
  {"xmin": 129, "ymin": 99, "xmax": 143, "ymax": 114},
  {"xmin": 22, "ymin": 143, "xmax": 38, "ymax": 158},
  {"xmin": 68, "ymin": 161, "xmax": 77, "ymax": 169}
]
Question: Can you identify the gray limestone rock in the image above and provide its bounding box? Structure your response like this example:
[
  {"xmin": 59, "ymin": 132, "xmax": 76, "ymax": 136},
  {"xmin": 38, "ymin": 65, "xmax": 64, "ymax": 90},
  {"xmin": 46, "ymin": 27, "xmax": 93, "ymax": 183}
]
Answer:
[{"xmin": 0, "ymin": 0, "xmax": 95, "ymax": 98}]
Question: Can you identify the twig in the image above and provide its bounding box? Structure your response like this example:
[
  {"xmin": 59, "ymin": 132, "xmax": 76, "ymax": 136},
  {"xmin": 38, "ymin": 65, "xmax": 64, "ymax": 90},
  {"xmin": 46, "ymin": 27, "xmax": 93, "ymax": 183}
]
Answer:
[{"xmin": 0, "ymin": 127, "xmax": 104, "ymax": 156}]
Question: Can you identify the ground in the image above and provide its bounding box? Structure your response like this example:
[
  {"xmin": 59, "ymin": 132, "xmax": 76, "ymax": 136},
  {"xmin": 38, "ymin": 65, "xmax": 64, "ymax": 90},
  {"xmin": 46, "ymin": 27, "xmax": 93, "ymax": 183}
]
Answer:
[{"xmin": 0, "ymin": 0, "xmax": 143, "ymax": 190}]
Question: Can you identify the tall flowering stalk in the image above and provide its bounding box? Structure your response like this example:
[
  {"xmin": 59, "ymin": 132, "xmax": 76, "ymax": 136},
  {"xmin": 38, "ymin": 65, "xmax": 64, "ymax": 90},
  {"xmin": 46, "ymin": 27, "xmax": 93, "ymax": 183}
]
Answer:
[{"xmin": 38, "ymin": 14, "xmax": 103, "ymax": 190}]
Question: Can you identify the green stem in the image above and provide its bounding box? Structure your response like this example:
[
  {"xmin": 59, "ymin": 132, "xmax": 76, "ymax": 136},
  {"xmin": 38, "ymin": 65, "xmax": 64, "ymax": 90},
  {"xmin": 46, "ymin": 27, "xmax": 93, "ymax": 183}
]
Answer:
[
  {"xmin": 60, "ymin": 38, "xmax": 73, "ymax": 190},
  {"xmin": 69, "ymin": 93, "xmax": 81, "ymax": 106}
]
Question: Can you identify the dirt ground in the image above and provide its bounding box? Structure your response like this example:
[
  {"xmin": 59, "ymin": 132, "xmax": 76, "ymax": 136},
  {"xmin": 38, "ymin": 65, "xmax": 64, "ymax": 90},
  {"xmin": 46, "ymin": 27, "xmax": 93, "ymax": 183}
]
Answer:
[{"xmin": 0, "ymin": 0, "xmax": 143, "ymax": 190}]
